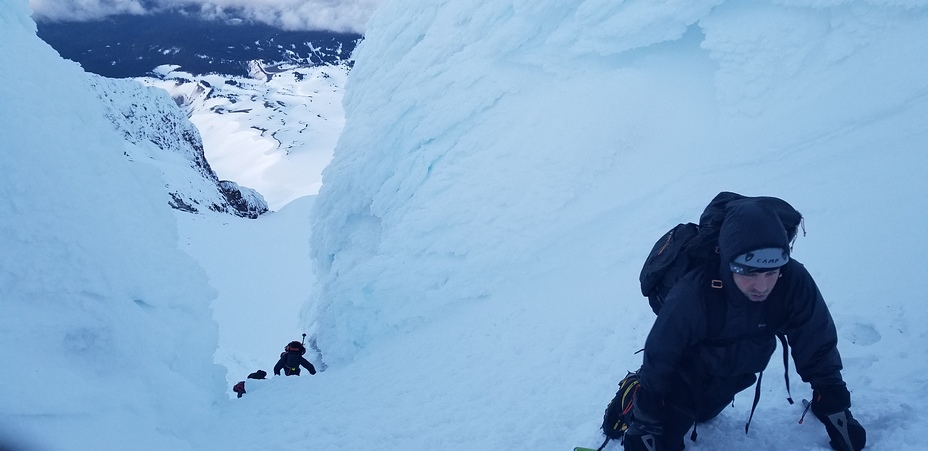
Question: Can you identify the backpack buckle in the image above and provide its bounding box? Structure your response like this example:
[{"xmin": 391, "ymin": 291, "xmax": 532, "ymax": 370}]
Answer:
[{"xmin": 711, "ymin": 279, "xmax": 723, "ymax": 289}]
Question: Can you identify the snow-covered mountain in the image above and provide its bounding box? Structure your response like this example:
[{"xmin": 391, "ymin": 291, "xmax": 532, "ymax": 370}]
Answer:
[
  {"xmin": 35, "ymin": 12, "xmax": 355, "ymax": 211},
  {"xmin": 138, "ymin": 62, "xmax": 349, "ymax": 210},
  {"xmin": 89, "ymin": 73, "xmax": 268, "ymax": 217}
]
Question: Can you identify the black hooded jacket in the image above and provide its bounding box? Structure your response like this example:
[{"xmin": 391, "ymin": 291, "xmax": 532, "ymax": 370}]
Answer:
[{"xmin": 638, "ymin": 203, "xmax": 845, "ymax": 416}]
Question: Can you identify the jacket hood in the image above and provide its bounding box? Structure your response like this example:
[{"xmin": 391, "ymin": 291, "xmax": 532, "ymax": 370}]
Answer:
[{"xmin": 718, "ymin": 202, "xmax": 790, "ymax": 266}]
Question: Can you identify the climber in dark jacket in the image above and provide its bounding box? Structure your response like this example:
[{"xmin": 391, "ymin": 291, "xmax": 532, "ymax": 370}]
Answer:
[
  {"xmin": 624, "ymin": 202, "xmax": 866, "ymax": 451},
  {"xmin": 274, "ymin": 341, "xmax": 317, "ymax": 376}
]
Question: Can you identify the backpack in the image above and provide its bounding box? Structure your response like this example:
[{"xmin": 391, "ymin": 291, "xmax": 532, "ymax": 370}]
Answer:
[{"xmin": 285, "ymin": 341, "xmax": 306, "ymax": 355}]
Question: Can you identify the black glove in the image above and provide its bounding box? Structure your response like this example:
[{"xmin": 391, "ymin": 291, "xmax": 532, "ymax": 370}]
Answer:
[
  {"xmin": 624, "ymin": 387, "xmax": 663, "ymax": 451},
  {"xmin": 811, "ymin": 385, "xmax": 866, "ymax": 451},
  {"xmin": 309, "ymin": 367, "xmax": 317, "ymax": 375},
  {"xmin": 624, "ymin": 411, "xmax": 662, "ymax": 451}
]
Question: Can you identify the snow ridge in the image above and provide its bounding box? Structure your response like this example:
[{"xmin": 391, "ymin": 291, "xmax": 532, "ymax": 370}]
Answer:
[{"xmin": 90, "ymin": 74, "xmax": 269, "ymax": 218}]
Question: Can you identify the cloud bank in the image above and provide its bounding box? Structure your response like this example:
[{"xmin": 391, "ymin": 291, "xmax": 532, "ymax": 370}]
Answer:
[{"xmin": 29, "ymin": 0, "xmax": 380, "ymax": 33}]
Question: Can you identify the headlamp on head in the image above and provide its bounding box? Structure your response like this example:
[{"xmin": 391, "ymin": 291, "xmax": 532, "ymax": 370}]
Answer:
[{"xmin": 729, "ymin": 247, "xmax": 789, "ymax": 275}]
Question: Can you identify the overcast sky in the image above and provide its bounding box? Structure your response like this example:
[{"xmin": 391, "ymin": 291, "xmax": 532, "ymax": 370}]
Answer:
[{"xmin": 28, "ymin": 0, "xmax": 380, "ymax": 33}]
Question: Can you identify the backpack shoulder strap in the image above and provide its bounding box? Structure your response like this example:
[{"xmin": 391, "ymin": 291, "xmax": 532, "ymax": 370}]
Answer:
[
  {"xmin": 777, "ymin": 333, "xmax": 794, "ymax": 404},
  {"xmin": 704, "ymin": 274, "xmax": 727, "ymax": 338}
]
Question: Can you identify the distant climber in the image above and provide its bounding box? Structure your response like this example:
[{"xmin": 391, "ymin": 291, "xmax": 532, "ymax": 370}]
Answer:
[
  {"xmin": 274, "ymin": 340, "xmax": 317, "ymax": 376},
  {"xmin": 232, "ymin": 369, "xmax": 268, "ymax": 398},
  {"xmin": 232, "ymin": 380, "xmax": 246, "ymax": 398}
]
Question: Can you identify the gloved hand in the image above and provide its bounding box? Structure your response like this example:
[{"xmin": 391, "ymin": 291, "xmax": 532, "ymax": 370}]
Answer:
[
  {"xmin": 624, "ymin": 387, "xmax": 663, "ymax": 451},
  {"xmin": 309, "ymin": 367, "xmax": 317, "ymax": 375},
  {"xmin": 811, "ymin": 385, "xmax": 866, "ymax": 451}
]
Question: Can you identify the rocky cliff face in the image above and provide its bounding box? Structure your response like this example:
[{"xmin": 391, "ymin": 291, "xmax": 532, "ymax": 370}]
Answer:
[{"xmin": 89, "ymin": 74, "xmax": 268, "ymax": 218}]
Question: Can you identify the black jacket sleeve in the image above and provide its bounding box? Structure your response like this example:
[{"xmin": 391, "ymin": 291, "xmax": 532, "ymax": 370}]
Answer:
[
  {"xmin": 639, "ymin": 274, "xmax": 708, "ymax": 401},
  {"xmin": 273, "ymin": 357, "xmax": 285, "ymax": 375},
  {"xmin": 782, "ymin": 262, "xmax": 844, "ymax": 389},
  {"xmin": 300, "ymin": 357, "xmax": 317, "ymax": 375}
]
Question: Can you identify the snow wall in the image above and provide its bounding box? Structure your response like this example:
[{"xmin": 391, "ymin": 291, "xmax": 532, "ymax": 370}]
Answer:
[
  {"xmin": 0, "ymin": 1, "xmax": 225, "ymax": 449},
  {"xmin": 308, "ymin": 0, "xmax": 928, "ymax": 365}
]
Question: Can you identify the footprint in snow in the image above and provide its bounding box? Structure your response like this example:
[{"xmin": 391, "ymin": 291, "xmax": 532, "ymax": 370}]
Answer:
[{"xmin": 844, "ymin": 323, "xmax": 881, "ymax": 346}]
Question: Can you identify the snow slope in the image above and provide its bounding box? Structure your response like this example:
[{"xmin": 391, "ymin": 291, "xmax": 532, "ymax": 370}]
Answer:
[{"xmin": 175, "ymin": 196, "xmax": 317, "ymax": 385}]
